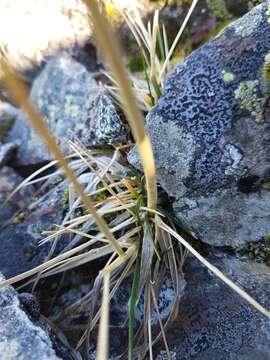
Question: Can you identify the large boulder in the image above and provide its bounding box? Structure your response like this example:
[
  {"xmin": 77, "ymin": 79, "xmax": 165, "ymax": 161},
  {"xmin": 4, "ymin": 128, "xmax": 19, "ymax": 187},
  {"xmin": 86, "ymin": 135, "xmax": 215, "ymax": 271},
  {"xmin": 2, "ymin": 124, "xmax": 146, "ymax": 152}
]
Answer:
[
  {"xmin": 9, "ymin": 54, "xmax": 129, "ymax": 166},
  {"xmin": 154, "ymin": 252, "xmax": 270, "ymax": 359},
  {"xmin": 129, "ymin": 2, "xmax": 270, "ymax": 247}
]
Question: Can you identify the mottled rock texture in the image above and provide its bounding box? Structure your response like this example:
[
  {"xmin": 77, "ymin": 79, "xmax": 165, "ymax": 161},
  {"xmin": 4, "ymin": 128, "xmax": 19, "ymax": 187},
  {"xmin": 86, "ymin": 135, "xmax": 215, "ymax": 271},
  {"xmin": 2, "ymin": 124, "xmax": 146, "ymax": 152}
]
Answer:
[
  {"xmin": 129, "ymin": 2, "xmax": 270, "ymax": 247},
  {"xmin": 0, "ymin": 273, "xmax": 62, "ymax": 360},
  {"xmin": 154, "ymin": 253, "xmax": 270, "ymax": 360},
  {"xmin": 9, "ymin": 54, "xmax": 129, "ymax": 165}
]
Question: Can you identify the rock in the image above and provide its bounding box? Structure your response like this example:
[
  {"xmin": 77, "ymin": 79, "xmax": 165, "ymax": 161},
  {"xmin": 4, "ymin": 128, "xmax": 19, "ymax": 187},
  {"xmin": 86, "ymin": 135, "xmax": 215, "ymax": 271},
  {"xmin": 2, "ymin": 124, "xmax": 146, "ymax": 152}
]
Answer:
[
  {"xmin": 9, "ymin": 54, "xmax": 129, "ymax": 166},
  {"xmin": 0, "ymin": 167, "xmax": 32, "ymax": 230},
  {"xmin": 72, "ymin": 87, "xmax": 129, "ymax": 148},
  {"xmin": 0, "ymin": 101, "xmax": 17, "ymax": 142},
  {"xmin": 129, "ymin": 2, "xmax": 270, "ymax": 247},
  {"xmin": 0, "ymin": 0, "xmax": 92, "ymax": 81},
  {"xmin": 154, "ymin": 252, "xmax": 270, "ymax": 359},
  {"xmin": 0, "ymin": 273, "xmax": 62, "ymax": 360},
  {"xmin": 0, "ymin": 180, "xmax": 68, "ymax": 278},
  {"xmin": 0, "ymin": 142, "xmax": 16, "ymax": 168}
]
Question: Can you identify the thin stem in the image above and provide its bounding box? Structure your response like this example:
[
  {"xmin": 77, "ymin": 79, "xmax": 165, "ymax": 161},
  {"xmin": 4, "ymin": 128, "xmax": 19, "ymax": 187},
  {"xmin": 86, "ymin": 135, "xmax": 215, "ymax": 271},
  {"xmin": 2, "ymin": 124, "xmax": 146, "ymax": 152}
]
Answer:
[{"xmin": 83, "ymin": 0, "xmax": 157, "ymax": 211}]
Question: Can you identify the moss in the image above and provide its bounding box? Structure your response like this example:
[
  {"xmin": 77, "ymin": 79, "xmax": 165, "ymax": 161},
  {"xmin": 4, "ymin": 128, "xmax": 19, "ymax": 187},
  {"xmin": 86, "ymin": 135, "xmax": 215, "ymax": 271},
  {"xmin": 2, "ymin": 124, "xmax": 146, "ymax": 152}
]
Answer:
[
  {"xmin": 234, "ymin": 80, "xmax": 265, "ymax": 123},
  {"xmin": 237, "ymin": 236, "xmax": 270, "ymax": 265},
  {"xmin": 206, "ymin": 0, "xmax": 231, "ymax": 20},
  {"xmin": 222, "ymin": 70, "xmax": 235, "ymax": 82}
]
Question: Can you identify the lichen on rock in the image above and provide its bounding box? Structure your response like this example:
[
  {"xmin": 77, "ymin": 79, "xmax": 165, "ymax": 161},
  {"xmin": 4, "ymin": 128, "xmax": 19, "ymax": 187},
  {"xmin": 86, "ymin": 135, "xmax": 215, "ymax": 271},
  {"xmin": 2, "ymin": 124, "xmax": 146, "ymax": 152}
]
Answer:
[
  {"xmin": 128, "ymin": 1, "xmax": 270, "ymax": 247},
  {"xmin": 234, "ymin": 80, "xmax": 266, "ymax": 122}
]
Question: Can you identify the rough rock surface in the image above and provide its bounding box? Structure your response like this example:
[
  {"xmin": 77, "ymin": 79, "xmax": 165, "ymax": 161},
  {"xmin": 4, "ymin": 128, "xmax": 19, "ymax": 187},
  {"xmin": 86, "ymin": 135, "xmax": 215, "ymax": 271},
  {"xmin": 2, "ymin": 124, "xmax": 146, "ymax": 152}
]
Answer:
[
  {"xmin": 0, "ymin": 167, "xmax": 32, "ymax": 231},
  {"xmin": 154, "ymin": 253, "xmax": 270, "ymax": 360},
  {"xmin": 9, "ymin": 54, "xmax": 129, "ymax": 165},
  {"xmin": 129, "ymin": 2, "xmax": 270, "ymax": 247},
  {"xmin": 0, "ymin": 180, "xmax": 68, "ymax": 278},
  {"xmin": 0, "ymin": 101, "xmax": 17, "ymax": 142},
  {"xmin": 0, "ymin": 273, "xmax": 62, "ymax": 360},
  {"xmin": 0, "ymin": 142, "xmax": 16, "ymax": 168}
]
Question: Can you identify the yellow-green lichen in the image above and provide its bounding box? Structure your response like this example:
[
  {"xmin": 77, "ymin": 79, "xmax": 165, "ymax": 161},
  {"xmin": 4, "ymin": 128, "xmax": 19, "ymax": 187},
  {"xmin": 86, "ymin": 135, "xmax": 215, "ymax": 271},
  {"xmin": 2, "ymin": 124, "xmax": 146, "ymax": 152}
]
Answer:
[
  {"xmin": 222, "ymin": 70, "xmax": 235, "ymax": 82},
  {"xmin": 234, "ymin": 80, "xmax": 264, "ymax": 123},
  {"xmin": 267, "ymin": 5, "xmax": 270, "ymax": 24},
  {"xmin": 262, "ymin": 53, "xmax": 270, "ymax": 82},
  {"xmin": 206, "ymin": 0, "xmax": 231, "ymax": 20}
]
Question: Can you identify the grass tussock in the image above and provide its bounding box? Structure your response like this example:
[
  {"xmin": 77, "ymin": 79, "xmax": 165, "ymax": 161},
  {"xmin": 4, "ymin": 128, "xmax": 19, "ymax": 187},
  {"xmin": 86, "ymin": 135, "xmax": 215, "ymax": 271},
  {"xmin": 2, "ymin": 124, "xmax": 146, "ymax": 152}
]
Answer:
[{"xmin": 0, "ymin": 1, "xmax": 270, "ymax": 359}]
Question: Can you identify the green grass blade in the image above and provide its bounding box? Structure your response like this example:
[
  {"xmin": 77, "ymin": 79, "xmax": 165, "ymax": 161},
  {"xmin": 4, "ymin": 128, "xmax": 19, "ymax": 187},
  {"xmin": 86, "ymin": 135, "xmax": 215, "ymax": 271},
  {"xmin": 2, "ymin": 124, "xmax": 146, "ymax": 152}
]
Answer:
[
  {"xmin": 128, "ymin": 240, "xmax": 142, "ymax": 360},
  {"xmin": 145, "ymin": 215, "xmax": 161, "ymax": 261}
]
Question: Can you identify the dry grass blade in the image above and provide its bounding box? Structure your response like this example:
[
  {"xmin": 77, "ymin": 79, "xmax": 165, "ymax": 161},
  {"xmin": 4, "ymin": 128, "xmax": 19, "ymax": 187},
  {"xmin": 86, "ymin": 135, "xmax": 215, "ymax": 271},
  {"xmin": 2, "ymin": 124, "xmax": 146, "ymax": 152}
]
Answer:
[
  {"xmin": 159, "ymin": 0, "xmax": 199, "ymax": 81},
  {"xmin": 151, "ymin": 285, "xmax": 171, "ymax": 360},
  {"xmin": 158, "ymin": 218, "xmax": 270, "ymax": 319},
  {"xmin": 0, "ymin": 59, "xmax": 124, "ymax": 257},
  {"xmin": 96, "ymin": 272, "xmax": 110, "ymax": 360},
  {"xmin": 83, "ymin": 0, "xmax": 157, "ymax": 211}
]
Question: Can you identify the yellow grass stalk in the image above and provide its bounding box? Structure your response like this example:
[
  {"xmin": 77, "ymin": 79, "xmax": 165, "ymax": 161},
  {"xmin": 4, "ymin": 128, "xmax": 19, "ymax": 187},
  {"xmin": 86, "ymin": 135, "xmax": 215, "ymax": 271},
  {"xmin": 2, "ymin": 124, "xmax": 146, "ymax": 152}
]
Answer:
[
  {"xmin": 97, "ymin": 272, "xmax": 110, "ymax": 360},
  {"xmin": 83, "ymin": 0, "xmax": 157, "ymax": 211},
  {"xmin": 0, "ymin": 59, "xmax": 124, "ymax": 258}
]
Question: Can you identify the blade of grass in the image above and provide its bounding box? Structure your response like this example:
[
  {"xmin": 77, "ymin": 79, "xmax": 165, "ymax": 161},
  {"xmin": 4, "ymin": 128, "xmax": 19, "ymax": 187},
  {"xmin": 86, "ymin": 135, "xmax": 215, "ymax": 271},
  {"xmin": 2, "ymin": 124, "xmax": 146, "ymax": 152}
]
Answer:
[
  {"xmin": 96, "ymin": 272, "xmax": 110, "ymax": 360},
  {"xmin": 159, "ymin": 0, "xmax": 199, "ymax": 82},
  {"xmin": 158, "ymin": 218, "xmax": 270, "ymax": 319},
  {"xmin": 128, "ymin": 238, "xmax": 142, "ymax": 360},
  {"xmin": 83, "ymin": 0, "xmax": 157, "ymax": 211},
  {"xmin": 150, "ymin": 284, "xmax": 171, "ymax": 360}
]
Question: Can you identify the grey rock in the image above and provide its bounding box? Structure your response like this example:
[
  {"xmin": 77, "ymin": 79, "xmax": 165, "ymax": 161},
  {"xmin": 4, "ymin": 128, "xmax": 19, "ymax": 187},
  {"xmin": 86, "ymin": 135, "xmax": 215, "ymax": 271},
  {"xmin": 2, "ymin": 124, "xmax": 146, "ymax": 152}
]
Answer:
[
  {"xmin": 0, "ymin": 101, "xmax": 17, "ymax": 142},
  {"xmin": 10, "ymin": 54, "xmax": 129, "ymax": 165},
  {"xmin": 154, "ymin": 253, "xmax": 270, "ymax": 360},
  {"xmin": 0, "ymin": 142, "xmax": 16, "ymax": 168},
  {"xmin": 72, "ymin": 87, "xmax": 129, "ymax": 148},
  {"xmin": 0, "ymin": 273, "xmax": 62, "ymax": 360},
  {"xmin": 0, "ymin": 180, "xmax": 68, "ymax": 278},
  {"xmin": 0, "ymin": 167, "xmax": 32, "ymax": 230},
  {"xmin": 129, "ymin": 2, "xmax": 270, "ymax": 247}
]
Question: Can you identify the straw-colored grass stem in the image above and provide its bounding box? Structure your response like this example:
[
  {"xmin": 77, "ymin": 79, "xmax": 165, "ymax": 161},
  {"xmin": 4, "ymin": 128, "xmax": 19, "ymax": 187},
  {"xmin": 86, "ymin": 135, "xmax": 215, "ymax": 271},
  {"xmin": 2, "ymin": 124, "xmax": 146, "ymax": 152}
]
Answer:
[{"xmin": 83, "ymin": 0, "xmax": 157, "ymax": 211}]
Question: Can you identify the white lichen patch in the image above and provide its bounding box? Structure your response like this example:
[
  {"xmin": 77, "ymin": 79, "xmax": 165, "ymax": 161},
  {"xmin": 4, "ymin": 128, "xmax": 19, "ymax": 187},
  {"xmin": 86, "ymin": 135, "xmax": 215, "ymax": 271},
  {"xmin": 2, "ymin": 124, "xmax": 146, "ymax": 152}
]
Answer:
[
  {"xmin": 234, "ymin": 80, "xmax": 265, "ymax": 122},
  {"xmin": 224, "ymin": 143, "xmax": 243, "ymax": 175},
  {"xmin": 222, "ymin": 70, "xmax": 235, "ymax": 82},
  {"xmin": 64, "ymin": 95, "xmax": 80, "ymax": 118}
]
